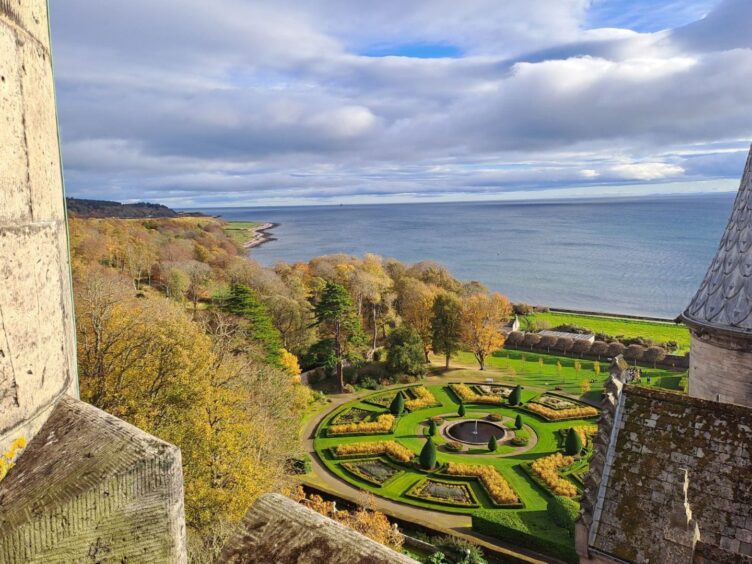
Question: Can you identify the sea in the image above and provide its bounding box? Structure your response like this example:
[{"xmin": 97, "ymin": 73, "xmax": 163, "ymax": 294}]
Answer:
[{"xmin": 194, "ymin": 193, "xmax": 736, "ymax": 319}]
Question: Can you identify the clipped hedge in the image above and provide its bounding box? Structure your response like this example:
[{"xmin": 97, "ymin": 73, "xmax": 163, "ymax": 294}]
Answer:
[
  {"xmin": 547, "ymin": 496, "xmax": 580, "ymax": 536},
  {"xmin": 471, "ymin": 510, "xmax": 577, "ymax": 563}
]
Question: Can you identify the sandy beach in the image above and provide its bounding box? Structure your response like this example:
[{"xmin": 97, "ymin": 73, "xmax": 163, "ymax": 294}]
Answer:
[{"xmin": 244, "ymin": 222, "xmax": 279, "ymax": 249}]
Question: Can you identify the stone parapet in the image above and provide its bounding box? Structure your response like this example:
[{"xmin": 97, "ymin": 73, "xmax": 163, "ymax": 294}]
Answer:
[
  {"xmin": 0, "ymin": 396, "xmax": 186, "ymax": 563},
  {"xmin": 219, "ymin": 493, "xmax": 416, "ymax": 563}
]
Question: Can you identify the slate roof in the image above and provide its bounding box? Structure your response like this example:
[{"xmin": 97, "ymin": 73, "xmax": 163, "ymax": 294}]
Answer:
[
  {"xmin": 588, "ymin": 386, "xmax": 752, "ymax": 562},
  {"xmin": 683, "ymin": 146, "xmax": 752, "ymax": 335}
]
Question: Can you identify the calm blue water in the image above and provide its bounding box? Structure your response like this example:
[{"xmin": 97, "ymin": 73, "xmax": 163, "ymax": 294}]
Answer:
[{"xmin": 194, "ymin": 193, "xmax": 735, "ymax": 318}]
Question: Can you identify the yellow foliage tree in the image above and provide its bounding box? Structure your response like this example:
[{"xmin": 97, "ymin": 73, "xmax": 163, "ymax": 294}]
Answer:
[
  {"xmin": 460, "ymin": 292, "xmax": 512, "ymax": 370},
  {"xmin": 398, "ymin": 278, "xmax": 439, "ymax": 361},
  {"xmin": 280, "ymin": 349, "xmax": 302, "ymax": 377}
]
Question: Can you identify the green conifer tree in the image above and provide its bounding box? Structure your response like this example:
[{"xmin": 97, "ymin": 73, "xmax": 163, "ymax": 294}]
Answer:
[
  {"xmin": 488, "ymin": 435, "xmax": 498, "ymax": 452},
  {"xmin": 509, "ymin": 385, "xmax": 522, "ymax": 406},
  {"xmin": 390, "ymin": 392, "xmax": 405, "ymax": 416},
  {"xmin": 419, "ymin": 437, "xmax": 437, "ymax": 470},
  {"xmin": 515, "ymin": 414, "xmax": 523, "ymax": 430},
  {"xmin": 565, "ymin": 427, "xmax": 583, "ymax": 456},
  {"xmin": 428, "ymin": 419, "xmax": 438, "ymax": 436}
]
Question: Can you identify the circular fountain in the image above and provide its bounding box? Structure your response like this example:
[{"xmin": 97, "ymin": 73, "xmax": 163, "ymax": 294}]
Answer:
[{"xmin": 444, "ymin": 419, "xmax": 508, "ymax": 445}]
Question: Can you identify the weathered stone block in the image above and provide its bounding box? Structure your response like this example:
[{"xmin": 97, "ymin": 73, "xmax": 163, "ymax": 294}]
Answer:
[
  {"xmin": 219, "ymin": 493, "xmax": 415, "ymax": 563},
  {"xmin": 0, "ymin": 396, "xmax": 186, "ymax": 563}
]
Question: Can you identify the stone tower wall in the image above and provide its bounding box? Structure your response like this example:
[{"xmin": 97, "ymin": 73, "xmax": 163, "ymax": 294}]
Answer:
[
  {"xmin": 689, "ymin": 328, "xmax": 752, "ymax": 408},
  {"xmin": 0, "ymin": 0, "xmax": 78, "ymax": 456}
]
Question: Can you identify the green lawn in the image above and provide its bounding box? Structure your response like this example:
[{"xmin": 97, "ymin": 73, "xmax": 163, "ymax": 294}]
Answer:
[
  {"xmin": 520, "ymin": 310, "xmax": 690, "ymax": 353},
  {"xmin": 313, "ymin": 384, "xmax": 599, "ymax": 557},
  {"xmin": 223, "ymin": 221, "xmax": 263, "ymax": 245},
  {"xmin": 449, "ymin": 349, "xmax": 687, "ymax": 397}
]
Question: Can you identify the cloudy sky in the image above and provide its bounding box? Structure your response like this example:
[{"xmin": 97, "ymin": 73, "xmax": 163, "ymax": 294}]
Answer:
[{"xmin": 50, "ymin": 0, "xmax": 752, "ymax": 207}]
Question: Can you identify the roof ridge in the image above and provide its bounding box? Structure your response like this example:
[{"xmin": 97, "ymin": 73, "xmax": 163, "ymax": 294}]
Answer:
[{"xmin": 682, "ymin": 143, "xmax": 752, "ymax": 335}]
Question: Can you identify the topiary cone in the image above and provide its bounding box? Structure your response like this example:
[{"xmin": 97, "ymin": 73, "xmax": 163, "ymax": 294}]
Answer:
[
  {"xmin": 515, "ymin": 414, "xmax": 523, "ymax": 430},
  {"xmin": 458, "ymin": 403, "xmax": 466, "ymax": 417},
  {"xmin": 428, "ymin": 419, "xmax": 437, "ymax": 436},
  {"xmin": 565, "ymin": 427, "xmax": 583, "ymax": 456},
  {"xmin": 488, "ymin": 435, "xmax": 498, "ymax": 452},
  {"xmin": 390, "ymin": 392, "xmax": 405, "ymax": 416},
  {"xmin": 509, "ymin": 385, "xmax": 522, "ymax": 406},
  {"xmin": 419, "ymin": 437, "xmax": 437, "ymax": 470}
]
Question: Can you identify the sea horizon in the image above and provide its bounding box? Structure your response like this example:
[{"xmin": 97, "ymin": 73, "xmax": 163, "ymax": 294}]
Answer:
[{"xmin": 188, "ymin": 191, "xmax": 735, "ymax": 319}]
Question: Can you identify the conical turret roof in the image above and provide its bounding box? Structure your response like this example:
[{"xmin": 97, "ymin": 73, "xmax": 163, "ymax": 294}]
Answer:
[{"xmin": 683, "ymin": 145, "xmax": 752, "ymax": 335}]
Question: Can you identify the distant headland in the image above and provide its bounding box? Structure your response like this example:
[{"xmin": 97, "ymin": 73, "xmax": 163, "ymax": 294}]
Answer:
[{"xmin": 66, "ymin": 198, "xmax": 208, "ymax": 219}]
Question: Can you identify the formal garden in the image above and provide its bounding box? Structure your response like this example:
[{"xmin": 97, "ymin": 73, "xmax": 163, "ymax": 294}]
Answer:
[{"xmin": 314, "ymin": 382, "xmax": 600, "ymax": 561}]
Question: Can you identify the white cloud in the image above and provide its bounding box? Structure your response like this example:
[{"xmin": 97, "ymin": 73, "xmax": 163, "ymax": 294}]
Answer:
[
  {"xmin": 48, "ymin": 0, "xmax": 752, "ymax": 206},
  {"xmin": 610, "ymin": 162, "xmax": 685, "ymax": 180}
]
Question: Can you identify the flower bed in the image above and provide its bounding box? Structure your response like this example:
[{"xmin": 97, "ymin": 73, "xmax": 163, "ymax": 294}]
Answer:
[
  {"xmin": 528, "ymin": 453, "xmax": 578, "ymax": 497},
  {"xmin": 341, "ymin": 458, "xmax": 402, "ymax": 486},
  {"xmin": 332, "ymin": 440, "xmax": 413, "ymax": 463},
  {"xmin": 449, "ymin": 383, "xmax": 503, "ymax": 405},
  {"xmin": 407, "ymin": 478, "xmax": 478, "ymax": 507},
  {"xmin": 328, "ymin": 413, "xmax": 396, "ymax": 436},
  {"xmin": 535, "ymin": 394, "xmax": 577, "ymax": 410},
  {"xmin": 472, "ymin": 384, "xmax": 513, "ymax": 398},
  {"xmin": 363, "ymin": 391, "xmax": 399, "ymax": 408},
  {"xmin": 405, "ymin": 386, "xmax": 440, "ymax": 411},
  {"xmin": 332, "ymin": 407, "xmax": 378, "ymax": 425},
  {"xmin": 525, "ymin": 402, "xmax": 599, "ymax": 421},
  {"xmin": 445, "ymin": 463, "xmax": 520, "ymax": 506}
]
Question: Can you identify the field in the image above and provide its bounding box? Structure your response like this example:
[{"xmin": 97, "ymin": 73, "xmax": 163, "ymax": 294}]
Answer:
[
  {"xmin": 520, "ymin": 310, "xmax": 691, "ymax": 353},
  {"xmin": 223, "ymin": 221, "xmax": 263, "ymax": 245}
]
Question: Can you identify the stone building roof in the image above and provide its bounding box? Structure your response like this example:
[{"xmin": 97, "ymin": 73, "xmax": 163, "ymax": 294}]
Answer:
[
  {"xmin": 581, "ymin": 384, "xmax": 752, "ymax": 562},
  {"xmin": 539, "ymin": 329, "xmax": 595, "ymax": 342},
  {"xmin": 683, "ymin": 146, "xmax": 752, "ymax": 336},
  {"xmin": 219, "ymin": 493, "xmax": 416, "ymax": 563}
]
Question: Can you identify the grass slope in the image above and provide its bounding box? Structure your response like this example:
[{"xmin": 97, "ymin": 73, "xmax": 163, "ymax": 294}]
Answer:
[{"xmin": 224, "ymin": 221, "xmax": 263, "ymax": 245}]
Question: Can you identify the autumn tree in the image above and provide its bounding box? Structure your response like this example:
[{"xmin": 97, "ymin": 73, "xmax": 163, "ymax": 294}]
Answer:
[
  {"xmin": 607, "ymin": 342, "xmax": 626, "ymax": 358},
  {"xmin": 556, "ymin": 337, "xmax": 574, "ymax": 355},
  {"xmin": 540, "ymin": 334, "xmax": 557, "ymax": 353},
  {"xmin": 506, "ymin": 331, "xmax": 524, "ymax": 347},
  {"xmin": 398, "ymin": 278, "xmax": 438, "ymax": 361},
  {"xmin": 625, "ymin": 344, "xmax": 646, "ymax": 366},
  {"xmin": 644, "ymin": 345, "xmax": 667, "ymax": 368},
  {"xmin": 431, "ymin": 293, "xmax": 463, "ymax": 370},
  {"xmin": 460, "ymin": 292, "xmax": 512, "ymax": 371},
  {"xmin": 312, "ymin": 281, "xmax": 365, "ymax": 392},
  {"xmin": 590, "ymin": 340, "xmax": 608, "ymax": 360},
  {"xmin": 524, "ymin": 332, "xmax": 541, "ymax": 350},
  {"xmin": 571, "ymin": 339, "xmax": 591, "ymax": 358}
]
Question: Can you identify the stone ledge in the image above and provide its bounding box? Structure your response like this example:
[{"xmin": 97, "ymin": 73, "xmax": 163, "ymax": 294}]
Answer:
[
  {"xmin": 0, "ymin": 395, "xmax": 186, "ymax": 563},
  {"xmin": 218, "ymin": 493, "xmax": 416, "ymax": 563}
]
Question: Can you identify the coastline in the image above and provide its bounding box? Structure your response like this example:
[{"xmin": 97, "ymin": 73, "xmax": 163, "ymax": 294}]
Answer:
[{"xmin": 244, "ymin": 222, "xmax": 279, "ymax": 249}]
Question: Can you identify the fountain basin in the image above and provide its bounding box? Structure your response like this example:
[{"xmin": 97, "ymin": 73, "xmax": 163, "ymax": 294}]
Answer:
[{"xmin": 444, "ymin": 419, "xmax": 508, "ymax": 445}]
